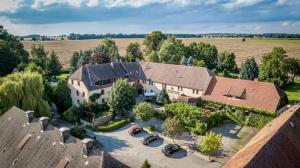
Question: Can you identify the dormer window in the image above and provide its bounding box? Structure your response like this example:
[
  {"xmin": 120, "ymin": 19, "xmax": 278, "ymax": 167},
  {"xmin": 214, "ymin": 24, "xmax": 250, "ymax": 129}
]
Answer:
[{"xmin": 224, "ymin": 86, "xmax": 246, "ymax": 99}]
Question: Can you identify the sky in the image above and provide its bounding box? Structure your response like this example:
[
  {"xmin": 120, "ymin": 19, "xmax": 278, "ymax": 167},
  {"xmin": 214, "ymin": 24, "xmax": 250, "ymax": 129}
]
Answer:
[{"xmin": 0, "ymin": 0, "xmax": 300, "ymax": 36}]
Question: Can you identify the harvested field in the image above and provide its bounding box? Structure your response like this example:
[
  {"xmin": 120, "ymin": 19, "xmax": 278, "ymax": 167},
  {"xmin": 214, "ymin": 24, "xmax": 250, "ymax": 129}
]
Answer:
[{"xmin": 23, "ymin": 38, "xmax": 300, "ymax": 67}]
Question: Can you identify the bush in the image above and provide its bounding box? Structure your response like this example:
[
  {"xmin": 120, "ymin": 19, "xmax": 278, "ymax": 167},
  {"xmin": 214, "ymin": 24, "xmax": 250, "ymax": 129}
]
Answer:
[
  {"xmin": 97, "ymin": 119, "xmax": 129, "ymax": 132},
  {"xmin": 199, "ymin": 131, "xmax": 222, "ymax": 155},
  {"xmin": 191, "ymin": 122, "xmax": 207, "ymax": 135},
  {"xmin": 63, "ymin": 106, "xmax": 80, "ymax": 123},
  {"xmin": 148, "ymin": 125, "xmax": 156, "ymax": 132},
  {"xmin": 206, "ymin": 112, "xmax": 224, "ymax": 129},
  {"xmin": 246, "ymin": 113, "xmax": 273, "ymax": 128},
  {"xmin": 133, "ymin": 102, "xmax": 156, "ymax": 121},
  {"xmin": 70, "ymin": 126, "xmax": 86, "ymax": 139},
  {"xmin": 141, "ymin": 159, "xmax": 151, "ymax": 168}
]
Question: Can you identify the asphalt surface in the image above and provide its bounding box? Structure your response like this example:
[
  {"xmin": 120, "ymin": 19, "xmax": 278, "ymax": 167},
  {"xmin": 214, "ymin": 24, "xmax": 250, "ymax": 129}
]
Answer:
[{"xmin": 89, "ymin": 123, "xmax": 222, "ymax": 168}]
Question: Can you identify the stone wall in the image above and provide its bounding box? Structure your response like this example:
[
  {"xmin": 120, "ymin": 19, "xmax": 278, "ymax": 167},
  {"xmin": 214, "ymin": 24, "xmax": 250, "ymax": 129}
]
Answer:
[{"xmin": 92, "ymin": 115, "xmax": 112, "ymax": 129}]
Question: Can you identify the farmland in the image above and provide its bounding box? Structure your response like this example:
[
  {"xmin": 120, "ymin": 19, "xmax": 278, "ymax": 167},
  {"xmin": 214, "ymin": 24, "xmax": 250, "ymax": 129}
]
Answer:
[{"xmin": 23, "ymin": 38, "xmax": 300, "ymax": 67}]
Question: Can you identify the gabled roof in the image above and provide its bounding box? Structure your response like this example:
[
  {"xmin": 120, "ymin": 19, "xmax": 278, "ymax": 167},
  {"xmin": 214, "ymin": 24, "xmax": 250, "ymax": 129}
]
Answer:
[
  {"xmin": 203, "ymin": 77, "xmax": 287, "ymax": 112},
  {"xmin": 0, "ymin": 107, "xmax": 127, "ymax": 168},
  {"xmin": 223, "ymin": 105, "xmax": 300, "ymax": 168},
  {"xmin": 70, "ymin": 62, "xmax": 146, "ymax": 91},
  {"xmin": 139, "ymin": 62, "xmax": 215, "ymax": 91}
]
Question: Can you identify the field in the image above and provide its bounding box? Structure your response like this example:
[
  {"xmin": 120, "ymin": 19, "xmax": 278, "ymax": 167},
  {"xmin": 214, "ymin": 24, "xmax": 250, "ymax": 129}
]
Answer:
[{"xmin": 23, "ymin": 38, "xmax": 300, "ymax": 67}]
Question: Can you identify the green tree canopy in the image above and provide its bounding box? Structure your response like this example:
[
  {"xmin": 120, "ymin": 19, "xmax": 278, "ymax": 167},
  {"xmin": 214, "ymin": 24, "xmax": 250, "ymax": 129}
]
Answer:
[
  {"xmin": 283, "ymin": 57, "xmax": 300, "ymax": 83},
  {"xmin": 31, "ymin": 43, "xmax": 48, "ymax": 69},
  {"xmin": 125, "ymin": 42, "xmax": 143, "ymax": 62},
  {"xmin": 95, "ymin": 38, "xmax": 120, "ymax": 62},
  {"xmin": 187, "ymin": 42, "xmax": 218, "ymax": 69},
  {"xmin": 240, "ymin": 57, "xmax": 259, "ymax": 80},
  {"xmin": 25, "ymin": 62, "xmax": 45, "ymax": 75},
  {"xmin": 199, "ymin": 131, "xmax": 222, "ymax": 156},
  {"xmin": 148, "ymin": 51, "xmax": 159, "ymax": 63},
  {"xmin": 70, "ymin": 51, "xmax": 80, "ymax": 72},
  {"xmin": 47, "ymin": 50, "xmax": 62, "ymax": 77},
  {"xmin": 107, "ymin": 79, "xmax": 137, "ymax": 118},
  {"xmin": 143, "ymin": 31, "xmax": 166, "ymax": 55},
  {"xmin": 0, "ymin": 71, "xmax": 51, "ymax": 117},
  {"xmin": 258, "ymin": 47, "xmax": 288, "ymax": 87},
  {"xmin": 217, "ymin": 51, "xmax": 237, "ymax": 72},
  {"xmin": 77, "ymin": 50, "xmax": 92, "ymax": 67},
  {"xmin": 133, "ymin": 102, "xmax": 156, "ymax": 121},
  {"xmin": 53, "ymin": 80, "xmax": 72, "ymax": 113},
  {"xmin": 91, "ymin": 52, "xmax": 110, "ymax": 65},
  {"xmin": 158, "ymin": 37, "xmax": 185, "ymax": 64},
  {"xmin": 162, "ymin": 117, "xmax": 185, "ymax": 140}
]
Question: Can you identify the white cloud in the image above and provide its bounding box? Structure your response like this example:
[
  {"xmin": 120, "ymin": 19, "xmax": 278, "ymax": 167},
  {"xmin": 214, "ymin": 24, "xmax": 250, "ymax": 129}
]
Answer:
[
  {"xmin": 223, "ymin": 0, "xmax": 262, "ymax": 9},
  {"xmin": 0, "ymin": 0, "xmax": 24, "ymax": 13},
  {"xmin": 30, "ymin": 0, "xmax": 214, "ymax": 9},
  {"xmin": 281, "ymin": 21, "xmax": 289, "ymax": 27}
]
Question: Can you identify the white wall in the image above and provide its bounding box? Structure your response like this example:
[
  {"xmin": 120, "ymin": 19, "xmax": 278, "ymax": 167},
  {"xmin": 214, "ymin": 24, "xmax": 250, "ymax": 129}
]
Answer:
[{"xmin": 68, "ymin": 78, "xmax": 89, "ymax": 106}]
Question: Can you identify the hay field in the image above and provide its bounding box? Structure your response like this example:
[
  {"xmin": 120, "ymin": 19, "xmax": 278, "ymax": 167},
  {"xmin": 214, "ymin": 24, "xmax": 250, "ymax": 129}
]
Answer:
[{"xmin": 23, "ymin": 38, "xmax": 300, "ymax": 67}]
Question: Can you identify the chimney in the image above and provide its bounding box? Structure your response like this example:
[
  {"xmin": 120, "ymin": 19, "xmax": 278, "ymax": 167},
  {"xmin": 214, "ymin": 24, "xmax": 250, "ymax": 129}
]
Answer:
[
  {"xmin": 82, "ymin": 138, "xmax": 94, "ymax": 156},
  {"xmin": 25, "ymin": 111, "xmax": 34, "ymax": 123},
  {"xmin": 58, "ymin": 127, "xmax": 70, "ymax": 143},
  {"xmin": 39, "ymin": 117, "xmax": 49, "ymax": 131}
]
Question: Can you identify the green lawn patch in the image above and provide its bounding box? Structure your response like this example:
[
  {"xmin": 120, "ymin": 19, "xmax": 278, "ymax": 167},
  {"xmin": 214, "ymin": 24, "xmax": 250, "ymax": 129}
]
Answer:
[
  {"xmin": 284, "ymin": 79, "xmax": 300, "ymax": 104},
  {"xmin": 97, "ymin": 119, "xmax": 129, "ymax": 132}
]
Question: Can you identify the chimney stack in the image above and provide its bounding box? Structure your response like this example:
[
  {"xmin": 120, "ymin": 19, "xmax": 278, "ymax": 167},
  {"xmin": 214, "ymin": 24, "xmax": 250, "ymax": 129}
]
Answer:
[
  {"xmin": 39, "ymin": 117, "xmax": 49, "ymax": 131},
  {"xmin": 58, "ymin": 127, "xmax": 70, "ymax": 143},
  {"xmin": 25, "ymin": 111, "xmax": 34, "ymax": 123},
  {"xmin": 82, "ymin": 138, "xmax": 94, "ymax": 156}
]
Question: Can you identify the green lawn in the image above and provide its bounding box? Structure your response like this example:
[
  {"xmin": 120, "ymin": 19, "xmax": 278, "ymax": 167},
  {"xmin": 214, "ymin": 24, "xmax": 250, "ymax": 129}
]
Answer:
[
  {"xmin": 284, "ymin": 79, "xmax": 300, "ymax": 104},
  {"xmin": 56, "ymin": 73, "xmax": 70, "ymax": 80}
]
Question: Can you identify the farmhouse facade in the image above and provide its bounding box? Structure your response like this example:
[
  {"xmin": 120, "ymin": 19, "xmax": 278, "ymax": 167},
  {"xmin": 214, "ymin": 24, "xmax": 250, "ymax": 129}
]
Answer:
[{"xmin": 68, "ymin": 62, "xmax": 287, "ymax": 113}]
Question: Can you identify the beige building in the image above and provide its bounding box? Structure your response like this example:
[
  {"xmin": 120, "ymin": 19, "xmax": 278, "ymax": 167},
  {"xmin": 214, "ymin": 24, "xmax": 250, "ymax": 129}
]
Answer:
[{"xmin": 68, "ymin": 62, "xmax": 287, "ymax": 112}]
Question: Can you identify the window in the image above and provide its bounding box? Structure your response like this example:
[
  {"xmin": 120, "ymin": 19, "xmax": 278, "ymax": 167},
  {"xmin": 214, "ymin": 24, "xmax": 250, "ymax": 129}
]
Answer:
[
  {"xmin": 162, "ymin": 84, "xmax": 166, "ymax": 89},
  {"xmin": 151, "ymin": 90, "xmax": 153, "ymax": 92},
  {"xmin": 77, "ymin": 99, "xmax": 80, "ymax": 104},
  {"xmin": 101, "ymin": 89, "xmax": 104, "ymax": 94},
  {"xmin": 193, "ymin": 89, "xmax": 195, "ymax": 94},
  {"xmin": 149, "ymin": 80, "xmax": 153, "ymax": 85},
  {"xmin": 71, "ymin": 80, "xmax": 74, "ymax": 85},
  {"xmin": 76, "ymin": 90, "xmax": 79, "ymax": 96},
  {"xmin": 102, "ymin": 99, "xmax": 105, "ymax": 104},
  {"xmin": 77, "ymin": 81, "xmax": 80, "ymax": 86},
  {"xmin": 178, "ymin": 86, "xmax": 180, "ymax": 91},
  {"xmin": 142, "ymin": 80, "xmax": 146, "ymax": 84},
  {"xmin": 171, "ymin": 87, "xmax": 174, "ymax": 90},
  {"xmin": 196, "ymin": 90, "xmax": 199, "ymax": 94},
  {"xmin": 82, "ymin": 92, "xmax": 85, "ymax": 97}
]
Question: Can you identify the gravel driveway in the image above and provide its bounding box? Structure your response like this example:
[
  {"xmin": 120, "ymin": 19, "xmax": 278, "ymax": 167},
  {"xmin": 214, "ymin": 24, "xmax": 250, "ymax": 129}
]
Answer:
[{"xmin": 88, "ymin": 123, "xmax": 221, "ymax": 168}]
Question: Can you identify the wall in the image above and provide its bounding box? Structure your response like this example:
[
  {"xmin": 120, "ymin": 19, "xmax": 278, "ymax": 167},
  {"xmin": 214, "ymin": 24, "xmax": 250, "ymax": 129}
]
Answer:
[
  {"xmin": 68, "ymin": 78, "xmax": 89, "ymax": 106},
  {"xmin": 141, "ymin": 80, "xmax": 203, "ymax": 101},
  {"xmin": 88, "ymin": 86, "xmax": 112, "ymax": 104}
]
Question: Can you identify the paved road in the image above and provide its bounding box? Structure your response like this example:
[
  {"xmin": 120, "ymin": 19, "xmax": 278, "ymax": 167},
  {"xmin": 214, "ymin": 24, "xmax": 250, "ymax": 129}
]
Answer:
[{"xmin": 89, "ymin": 123, "xmax": 221, "ymax": 168}]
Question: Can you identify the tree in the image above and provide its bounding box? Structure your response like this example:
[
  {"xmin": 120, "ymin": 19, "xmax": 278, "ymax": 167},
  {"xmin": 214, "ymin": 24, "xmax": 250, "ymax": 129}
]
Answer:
[
  {"xmin": 133, "ymin": 102, "xmax": 156, "ymax": 122},
  {"xmin": 193, "ymin": 60, "xmax": 206, "ymax": 67},
  {"xmin": 283, "ymin": 57, "xmax": 300, "ymax": 83},
  {"xmin": 240, "ymin": 57, "xmax": 259, "ymax": 80},
  {"xmin": 31, "ymin": 43, "xmax": 48, "ymax": 69},
  {"xmin": 217, "ymin": 51, "xmax": 237, "ymax": 72},
  {"xmin": 162, "ymin": 117, "xmax": 184, "ymax": 141},
  {"xmin": 0, "ymin": 71, "xmax": 51, "ymax": 117},
  {"xmin": 107, "ymin": 79, "xmax": 137, "ymax": 118},
  {"xmin": 53, "ymin": 80, "xmax": 72, "ymax": 113},
  {"xmin": 47, "ymin": 50, "xmax": 62, "ymax": 77},
  {"xmin": 91, "ymin": 52, "xmax": 110, "ymax": 65},
  {"xmin": 242, "ymin": 37, "xmax": 246, "ymax": 42},
  {"xmin": 156, "ymin": 89, "xmax": 169, "ymax": 105},
  {"xmin": 125, "ymin": 42, "xmax": 143, "ymax": 62},
  {"xmin": 77, "ymin": 50, "xmax": 92, "ymax": 67},
  {"xmin": 141, "ymin": 159, "xmax": 151, "ymax": 168},
  {"xmin": 0, "ymin": 41, "xmax": 19, "ymax": 76},
  {"xmin": 70, "ymin": 51, "xmax": 80, "ymax": 72},
  {"xmin": 25, "ymin": 62, "xmax": 45, "ymax": 75},
  {"xmin": 158, "ymin": 37, "xmax": 185, "ymax": 64},
  {"xmin": 143, "ymin": 31, "xmax": 166, "ymax": 55},
  {"xmin": 199, "ymin": 131, "xmax": 222, "ymax": 158},
  {"xmin": 258, "ymin": 47, "xmax": 288, "ymax": 87},
  {"xmin": 95, "ymin": 38, "xmax": 119, "ymax": 62},
  {"xmin": 148, "ymin": 51, "xmax": 159, "ymax": 63},
  {"xmin": 187, "ymin": 42, "xmax": 218, "ymax": 69}
]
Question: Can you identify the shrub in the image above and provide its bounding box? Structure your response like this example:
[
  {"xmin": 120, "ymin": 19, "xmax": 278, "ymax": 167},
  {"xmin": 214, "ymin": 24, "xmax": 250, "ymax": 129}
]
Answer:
[
  {"xmin": 148, "ymin": 125, "xmax": 156, "ymax": 132},
  {"xmin": 247, "ymin": 113, "xmax": 273, "ymax": 128},
  {"xmin": 70, "ymin": 126, "xmax": 86, "ymax": 139},
  {"xmin": 141, "ymin": 159, "xmax": 151, "ymax": 168},
  {"xmin": 199, "ymin": 131, "xmax": 222, "ymax": 155},
  {"xmin": 63, "ymin": 106, "xmax": 80, "ymax": 123},
  {"xmin": 97, "ymin": 119, "xmax": 129, "ymax": 132},
  {"xmin": 206, "ymin": 112, "xmax": 224, "ymax": 128},
  {"xmin": 191, "ymin": 122, "xmax": 207, "ymax": 135},
  {"xmin": 133, "ymin": 102, "xmax": 156, "ymax": 121}
]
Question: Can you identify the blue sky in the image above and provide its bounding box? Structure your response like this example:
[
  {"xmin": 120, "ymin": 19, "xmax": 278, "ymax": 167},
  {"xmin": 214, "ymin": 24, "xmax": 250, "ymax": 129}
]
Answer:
[{"xmin": 0, "ymin": 0, "xmax": 300, "ymax": 35}]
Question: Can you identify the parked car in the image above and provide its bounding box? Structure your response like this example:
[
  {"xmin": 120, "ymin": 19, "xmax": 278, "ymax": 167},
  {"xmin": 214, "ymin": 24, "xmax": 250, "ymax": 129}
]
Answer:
[
  {"xmin": 142, "ymin": 134, "xmax": 159, "ymax": 145},
  {"xmin": 161, "ymin": 144, "xmax": 181, "ymax": 156},
  {"xmin": 128, "ymin": 125, "xmax": 143, "ymax": 136}
]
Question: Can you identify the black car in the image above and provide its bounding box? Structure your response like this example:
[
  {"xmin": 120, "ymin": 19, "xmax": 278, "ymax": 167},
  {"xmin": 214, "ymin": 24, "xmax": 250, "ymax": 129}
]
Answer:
[
  {"xmin": 142, "ymin": 134, "xmax": 159, "ymax": 145},
  {"xmin": 161, "ymin": 144, "xmax": 181, "ymax": 156}
]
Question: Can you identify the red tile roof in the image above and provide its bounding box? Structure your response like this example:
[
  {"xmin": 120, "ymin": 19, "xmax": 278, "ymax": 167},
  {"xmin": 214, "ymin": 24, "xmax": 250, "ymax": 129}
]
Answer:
[
  {"xmin": 203, "ymin": 77, "xmax": 286, "ymax": 112},
  {"xmin": 223, "ymin": 105, "xmax": 300, "ymax": 168}
]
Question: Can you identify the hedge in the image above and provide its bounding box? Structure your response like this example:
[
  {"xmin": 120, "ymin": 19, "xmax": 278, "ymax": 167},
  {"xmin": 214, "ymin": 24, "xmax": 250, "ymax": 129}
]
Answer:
[
  {"xmin": 199, "ymin": 100, "xmax": 275, "ymax": 128},
  {"xmin": 97, "ymin": 119, "xmax": 129, "ymax": 132}
]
